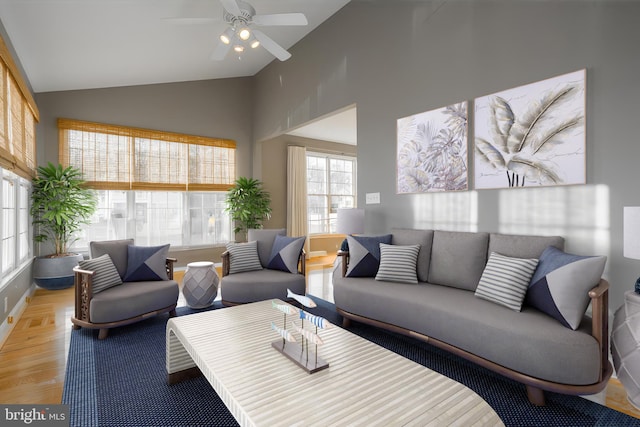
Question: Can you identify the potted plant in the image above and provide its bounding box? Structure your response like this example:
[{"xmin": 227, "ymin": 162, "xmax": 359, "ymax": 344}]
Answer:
[
  {"xmin": 30, "ymin": 162, "xmax": 97, "ymax": 289},
  {"xmin": 225, "ymin": 177, "xmax": 272, "ymax": 241}
]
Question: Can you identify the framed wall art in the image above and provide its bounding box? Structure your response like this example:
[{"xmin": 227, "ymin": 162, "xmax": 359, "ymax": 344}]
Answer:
[
  {"xmin": 397, "ymin": 101, "xmax": 468, "ymax": 194},
  {"xmin": 474, "ymin": 69, "xmax": 586, "ymax": 190}
]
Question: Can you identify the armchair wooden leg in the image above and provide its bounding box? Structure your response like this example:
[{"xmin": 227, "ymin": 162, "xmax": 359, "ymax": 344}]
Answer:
[
  {"xmin": 98, "ymin": 328, "xmax": 109, "ymax": 340},
  {"xmin": 526, "ymin": 385, "xmax": 546, "ymax": 406}
]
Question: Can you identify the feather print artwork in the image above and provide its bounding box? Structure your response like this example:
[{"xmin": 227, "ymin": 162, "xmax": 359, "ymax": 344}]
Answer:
[{"xmin": 474, "ymin": 69, "xmax": 586, "ymax": 189}]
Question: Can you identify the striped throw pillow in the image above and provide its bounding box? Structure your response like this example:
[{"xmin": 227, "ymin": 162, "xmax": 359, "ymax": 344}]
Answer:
[
  {"xmin": 226, "ymin": 241, "xmax": 263, "ymax": 274},
  {"xmin": 375, "ymin": 243, "xmax": 420, "ymax": 284},
  {"xmin": 78, "ymin": 254, "xmax": 123, "ymax": 294},
  {"xmin": 474, "ymin": 252, "xmax": 539, "ymax": 311}
]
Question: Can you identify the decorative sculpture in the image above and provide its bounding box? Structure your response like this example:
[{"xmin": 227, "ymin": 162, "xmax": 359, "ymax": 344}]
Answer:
[{"xmin": 270, "ymin": 290, "xmax": 330, "ymax": 373}]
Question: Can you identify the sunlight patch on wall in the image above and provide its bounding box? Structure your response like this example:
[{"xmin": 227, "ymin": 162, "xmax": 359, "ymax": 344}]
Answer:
[
  {"xmin": 498, "ymin": 185, "xmax": 610, "ymax": 257},
  {"xmin": 412, "ymin": 191, "xmax": 478, "ymax": 232}
]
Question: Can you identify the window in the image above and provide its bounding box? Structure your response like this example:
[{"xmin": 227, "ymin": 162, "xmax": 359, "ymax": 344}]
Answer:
[
  {"xmin": 72, "ymin": 190, "xmax": 233, "ymax": 249},
  {"xmin": 58, "ymin": 119, "xmax": 237, "ymax": 250},
  {"xmin": 0, "ymin": 34, "xmax": 37, "ymax": 288},
  {"xmin": 1, "ymin": 169, "xmax": 31, "ymax": 276},
  {"xmin": 307, "ymin": 152, "xmax": 356, "ymax": 234}
]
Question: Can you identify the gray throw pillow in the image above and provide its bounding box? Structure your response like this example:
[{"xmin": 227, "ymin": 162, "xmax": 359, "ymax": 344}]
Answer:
[
  {"xmin": 474, "ymin": 252, "xmax": 539, "ymax": 311},
  {"xmin": 78, "ymin": 254, "xmax": 123, "ymax": 294},
  {"xmin": 227, "ymin": 241, "xmax": 263, "ymax": 274},
  {"xmin": 375, "ymin": 243, "xmax": 420, "ymax": 284}
]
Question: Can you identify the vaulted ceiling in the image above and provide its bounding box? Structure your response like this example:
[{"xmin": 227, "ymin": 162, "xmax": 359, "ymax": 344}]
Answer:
[{"xmin": 0, "ymin": 0, "xmax": 350, "ymax": 93}]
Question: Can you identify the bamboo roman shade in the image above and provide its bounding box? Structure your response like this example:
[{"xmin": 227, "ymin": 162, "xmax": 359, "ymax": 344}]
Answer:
[
  {"xmin": 58, "ymin": 119, "xmax": 236, "ymax": 191},
  {"xmin": 0, "ymin": 35, "xmax": 39, "ymax": 179}
]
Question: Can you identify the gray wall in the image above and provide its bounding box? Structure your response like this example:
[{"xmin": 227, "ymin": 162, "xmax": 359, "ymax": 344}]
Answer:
[{"xmin": 253, "ymin": 0, "xmax": 640, "ymax": 312}]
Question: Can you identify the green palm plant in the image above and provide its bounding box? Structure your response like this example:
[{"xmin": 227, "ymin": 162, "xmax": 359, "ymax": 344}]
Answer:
[
  {"xmin": 475, "ymin": 85, "xmax": 583, "ymax": 187},
  {"xmin": 30, "ymin": 162, "xmax": 97, "ymax": 256},
  {"xmin": 225, "ymin": 177, "xmax": 272, "ymax": 240}
]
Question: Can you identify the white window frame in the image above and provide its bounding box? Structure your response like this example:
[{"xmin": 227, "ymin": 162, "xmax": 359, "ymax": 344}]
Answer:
[
  {"xmin": 306, "ymin": 151, "xmax": 357, "ymax": 235},
  {"xmin": 1, "ymin": 168, "xmax": 32, "ymax": 289}
]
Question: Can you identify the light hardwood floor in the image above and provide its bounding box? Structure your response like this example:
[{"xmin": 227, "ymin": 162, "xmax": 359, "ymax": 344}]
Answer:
[{"xmin": 1, "ymin": 258, "xmax": 639, "ymax": 421}]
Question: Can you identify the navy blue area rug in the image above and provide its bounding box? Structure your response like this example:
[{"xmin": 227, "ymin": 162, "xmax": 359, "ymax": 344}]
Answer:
[{"xmin": 63, "ymin": 297, "xmax": 640, "ymax": 426}]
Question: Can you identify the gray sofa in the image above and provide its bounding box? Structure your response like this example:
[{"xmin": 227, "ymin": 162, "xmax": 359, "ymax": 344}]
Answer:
[
  {"xmin": 333, "ymin": 229, "xmax": 612, "ymax": 406},
  {"xmin": 71, "ymin": 239, "xmax": 180, "ymax": 339}
]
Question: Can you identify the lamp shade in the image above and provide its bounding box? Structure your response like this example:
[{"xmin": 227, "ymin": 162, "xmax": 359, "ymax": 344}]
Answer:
[
  {"xmin": 336, "ymin": 208, "xmax": 364, "ymax": 235},
  {"xmin": 624, "ymin": 207, "xmax": 640, "ymax": 260}
]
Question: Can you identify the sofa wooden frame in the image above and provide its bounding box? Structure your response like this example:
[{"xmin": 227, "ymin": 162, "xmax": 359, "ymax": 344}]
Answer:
[
  {"xmin": 70, "ymin": 257, "xmax": 178, "ymax": 339},
  {"xmin": 336, "ymin": 251, "xmax": 613, "ymax": 406}
]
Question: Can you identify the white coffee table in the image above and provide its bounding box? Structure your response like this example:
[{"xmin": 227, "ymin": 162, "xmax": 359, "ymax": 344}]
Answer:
[{"xmin": 166, "ymin": 300, "xmax": 503, "ymax": 427}]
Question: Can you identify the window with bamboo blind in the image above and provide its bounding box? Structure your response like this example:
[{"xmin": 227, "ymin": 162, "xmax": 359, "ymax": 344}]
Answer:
[
  {"xmin": 58, "ymin": 119, "xmax": 237, "ymax": 250},
  {"xmin": 0, "ymin": 33, "xmax": 37, "ymax": 287},
  {"xmin": 58, "ymin": 119, "xmax": 236, "ymax": 191},
  {"xmin": 0, "ymin": 37, "xmax": 38, "ymax": 179}
]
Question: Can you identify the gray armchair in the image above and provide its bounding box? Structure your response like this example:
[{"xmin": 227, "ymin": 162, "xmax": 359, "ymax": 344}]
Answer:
[
  {"xmin": 71, "ymin": 239, "xmax": 179, "ymax": 339},
  {"xmin": 220, "ymin": 229, "xmax": 306, "ymax": 306}
]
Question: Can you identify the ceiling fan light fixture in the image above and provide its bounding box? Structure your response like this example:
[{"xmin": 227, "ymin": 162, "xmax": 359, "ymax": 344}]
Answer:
[
  {"xmin": 250, "ymin": 38, "xmax": 260, "ymax": 49},
  {"xmin": 219, "ymin": 27, "xmax": 234, "ymax": 44},
  {"xmin": 238, "ymin": 27, "xmax": 251, "ymax": 41},
  {"xmin": 233, "ymin": 44, "xmax": 245, "ymax": 53}
]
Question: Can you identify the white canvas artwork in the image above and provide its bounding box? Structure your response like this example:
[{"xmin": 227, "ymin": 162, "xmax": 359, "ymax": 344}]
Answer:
[
  {"xmin": 397, "ymin": 102, "xmax": 468, "ymax": 194},
  {"xmin": 474, "ymin": 69, "xmax": 586, "ymax": 190}
]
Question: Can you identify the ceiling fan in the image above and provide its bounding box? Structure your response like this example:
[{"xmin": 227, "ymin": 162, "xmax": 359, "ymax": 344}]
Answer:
[{"xmin": 212, "ymin": 0, "xmax": 308, "ymax": 61}]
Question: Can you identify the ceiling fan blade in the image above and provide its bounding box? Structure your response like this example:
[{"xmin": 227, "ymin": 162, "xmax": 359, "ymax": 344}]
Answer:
[
  {"xmin": 253, "ymin": 29, "xmax": 291, "ymax": 61},
  {"xmin": 252, "ymin": 13, "xmax": 308, "ymax": 26},
  {"xmin": 211, "ymin": 42, "xmax": 231, "ymax": 61},
  {"xmin": 220, "ymin": 0, "xmax": 242, "ymax": 16}
]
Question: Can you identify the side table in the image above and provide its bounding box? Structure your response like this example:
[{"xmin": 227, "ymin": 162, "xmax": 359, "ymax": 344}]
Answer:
[
  {"xmin": 611, "ymin": 290, "xmax": 640, "ymax": 410},
  {"xmin": 182, "ymin": 261, "xmax": 219, "ymax": 309}
]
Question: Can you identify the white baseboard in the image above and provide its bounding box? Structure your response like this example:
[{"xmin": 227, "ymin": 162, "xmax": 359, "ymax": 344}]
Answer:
[{"xmin": 0, "ymin": 284, "xmax": 36, "ymax": 349}]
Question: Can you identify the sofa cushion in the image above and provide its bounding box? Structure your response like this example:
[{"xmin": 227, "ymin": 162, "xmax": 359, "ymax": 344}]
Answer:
[
  {"xmin": 90, "ymin": 239, "xmax": 134, "ymax": 279},
  {"xmin": 428, "ymin": 231, "xmax": 489, "ymax": 291},
  {"xmin": 375, "ymin": 243, "xmax": 420, "ymax": 284},
  {"xmin": 391, "ymin": 228, "xmax": 434, "ymax": 282},
  {"xmin": 221, "ymin": 268, "xmax": 306, "ymax": 304},
  {"xmin": 89, "ymin": 279, "xmax": 179, "ymax": 324},
  {"xmin": 474, "ymin": 252, "xmax": 539, "ymax": 311},
  {"xmin": 123, "ymin": 244, "xmax": 170, "ymax": 282},
  {"xmin": 267, "ymin": 235, "xmax": 305, "ymax": 273},
  {"xmin": 488, "ymin": 233, "xmax": 564, "ymax": 259},
  {"xmin": 345, "ymin": 234, "xmax": 392, "ymax": 277},
  {"xmin": 248, "ymin": 228, "xmax": 286, "ymax": 267},
  {"xmin": 226, "ymin": 241, "xmax": 263, "ymax": 274},
  {"xmin": 78, "ymin": 254, "xmax": 122, "ymax": 294},
  {"xmin": 526, "ymin": 246, "xmax": 607, "ymax": 329}
]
